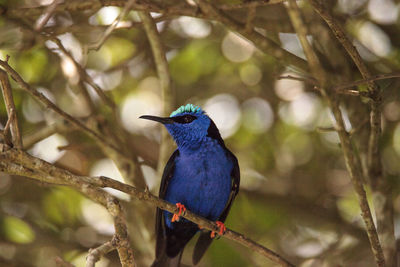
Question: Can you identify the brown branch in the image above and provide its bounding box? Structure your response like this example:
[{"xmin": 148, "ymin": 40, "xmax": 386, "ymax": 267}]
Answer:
[
  {"xmin": 0, "ymin": 147, "xmax": 135, "ymax": 267},
  {"xmin": 0, "ymin": 147, "xmax": 294, "ymax": 267},
  {"xmin": 137, "ymin": 11, "xmax": 175, "ymax": 175},
  {"xmin": 87, "ymin": 0, "xmax": 136, "ymax": 51},
  {"xmin": 51, "ymin": 38, "xmax": 117, "ymax": 110},
  {"xmin": 86, "ymin": 239, "xmax": 116, "ymax": 267},
  {"xmin": 277, "ymin": 75, "xmax": 319, "ymax": 85},
  {"xmin": 309, "ymin": 1, "xmax": 393, "ymax": 266},
  {"xmin": 55, "ymin": 256, "xmax": 75, "ymax": 267},
  {"xmin": 0, "ymin": 69, "xmax": 22, "ymax": 148},
  {"xmin": 34, "ymin": 0, "xmax": 63, "ymax": 31},
  {"xmin": 0, "ymin": 57, "xmax": 134, "ymax": 165},
  {"xmin": 333, "ymin": 72, "xmax": 400, "ymax": 92},
  {"xmin": 193, "ymin": 0, "xmax": 308, "ymax": 71},
  {"xmin": 23, "ymin": 120, "xmax": 71, "ymax": 149},
  {"xmin": 220, "ymin": 0, "xmax": 286, "ymax": 10},
  {"xmin": 288, "ymin": 1, "xmax": 386, "ymax": 266}
]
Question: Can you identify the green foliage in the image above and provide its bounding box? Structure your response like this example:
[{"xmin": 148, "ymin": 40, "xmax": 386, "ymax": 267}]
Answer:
[
  {"xmin": 170, "ymin": 40, "xmax": 222, "ymax": 85},
  {"xmin": 42, "ymin": 187, "xmax": 83, "ymax": 226},
  {"xmin": 2, "ymin": 216, "xmax": 35, "ymax": 244}
]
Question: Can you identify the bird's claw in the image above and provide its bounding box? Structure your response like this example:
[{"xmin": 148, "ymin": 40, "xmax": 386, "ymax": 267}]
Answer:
[
  {"xmin": 171, "ymin": 203, "xmax": 186, "ymax": 222},
  {"xmin": 210, "ymin": 221, "xmax": 226, "ymax": 238}
]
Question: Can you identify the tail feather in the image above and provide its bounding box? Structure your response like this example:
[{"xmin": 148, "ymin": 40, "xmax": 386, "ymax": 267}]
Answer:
[
  {"xmin": 192, "ymin": 232, "xmax": 213, "ymax": 265},
  {"xmin": 152, "ymin": 249, "xmax": 183, "ymax": 267}
]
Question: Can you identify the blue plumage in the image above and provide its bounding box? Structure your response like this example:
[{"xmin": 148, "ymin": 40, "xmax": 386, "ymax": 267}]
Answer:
[{"xmin": 140, "ymin": 104, "xmax": 240, "ymax": 267}]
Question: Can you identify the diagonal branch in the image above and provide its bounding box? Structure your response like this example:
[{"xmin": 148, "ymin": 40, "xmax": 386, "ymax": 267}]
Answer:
[
  {"xmin": 0, "ymin": 146, "xmax": 294, "ymax": 267},
  {"xmin": 0, "ymin": 146, "xmax": 135, "ymax": 267},
  {"xmin": 194, "ymin": 0, "xmax": 309, "ymax": 71},
  {"xmin": 86, "ymin": 239, "xmax": 116, "ymax": 267},
  {"xmin": 136, "ymin": 11, "xmax": 175, "ymax": 176},
  {"xmin": 0, "ymin": 69, "xmax": 23, "ymax": 148},
  {"xmin": 287, "ymin": 1, "xmax": 385, "ymax": 266},
  {"xmin": 309, "ymin": 1, "xmax": 394, "ymax": 266}
]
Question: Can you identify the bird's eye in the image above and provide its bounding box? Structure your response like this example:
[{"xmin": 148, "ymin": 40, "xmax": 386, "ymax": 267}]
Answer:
[
  {"xmin": 172, "ymin": 115, "xmax": 197, "ymax": 124},
  {"xmin": 183, "ymin": 115, "xmax": 195, "ymax": 123}
]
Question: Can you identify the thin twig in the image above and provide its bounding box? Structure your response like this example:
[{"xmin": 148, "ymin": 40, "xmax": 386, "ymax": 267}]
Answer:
[
  {"xmin": 333, "ymin": 72, "xmax": 400, "ymax": 92},
  {"xmin": 288, "ymin": 1, "xmax": 386, "ymax": 266},
  {"xmin": 194, "ymin": 0, "xmax": 309, "ymax": 71},
  {"xmin": 309, "ymin": 1, "xmax": 391, "ymax": 266},
  {"xmin": 277, "ymin": 75, "xmax": 319, "ymax": 85},
  {"xmin": 220, "ymin": 0, "xmax": 286, "ymax": 10},
  {"xmin": 55, "ymin": 256, "xmax": 75, "ymax": 267},
  {"xmin": 51, "ymin": 38, "xmax": 117, "ymax": 110},
  {"xmin": 34, "ymin": 0, "xmax": 63, "ymax": 31},
  {"xmin": 0, "ymin": 69, "xmax": 22, "ymax": 148},
  {"xmin": 0, "ymin": 57, "xmax": 131, "ymax": 162},
  {"xmin": 86, "ymin": 239, "xmax": 116, "ymax": 267},
  {"xmin": 0, "ymin": 147, "xmax": 294, "ymax": 267},
  {"xmin": 88, "ymin": 0, "xmax": 136, "ymax": 51},
  {"xmin": 23, "ymin": 120, "xmax": 73, "ymax": 149},
  {"xmin": 137, "ymin": 11, "xmax": 175, "ymax": 176}
]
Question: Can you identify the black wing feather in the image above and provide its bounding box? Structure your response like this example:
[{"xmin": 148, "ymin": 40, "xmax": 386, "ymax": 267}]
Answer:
[
  {"xmin": 153, "ymin": 150, "xmax": 180, "ymax": 263},
  {"xmin": 192, "ymin": 149, "xmax": 240, "ymax": 265}
]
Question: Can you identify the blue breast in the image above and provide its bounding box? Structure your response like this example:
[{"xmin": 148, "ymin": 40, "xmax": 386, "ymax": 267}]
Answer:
[{"xmin": 164, "ymin": 138, "xmax": 233, "ymax": 229}]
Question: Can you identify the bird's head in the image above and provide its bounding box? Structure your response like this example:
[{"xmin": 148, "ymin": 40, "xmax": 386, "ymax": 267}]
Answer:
[{"xmin": 140, "ymin": 104, "xmax": 223, "ymax": 150}]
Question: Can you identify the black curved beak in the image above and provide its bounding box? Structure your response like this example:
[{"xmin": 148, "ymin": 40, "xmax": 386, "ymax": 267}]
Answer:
[{"xmin": 139, "ymin": 115, "xmax": 174, "ymax": 124}]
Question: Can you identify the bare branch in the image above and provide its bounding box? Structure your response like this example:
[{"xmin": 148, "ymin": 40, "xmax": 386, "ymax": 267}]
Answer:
[
  {"xmin": 333, "ymin": 72, "xmax": 400, "ymax": 92},
  {"xmin": 137, "ymin": 11, "xmax": 175, "ymax": 175},
  {"xmin": 88, "ymin": 0, "xmax": 136, "ymax": 51},
  {"xmin": 194, "ymin": 0, "xmax": 309, "ymax": 71},
  {"xmin": 23, "ymin": 120, "xmax": 71, "ymax": 149},
  {"xmin": 288, "ymin": 1, "xmax": 386, "ymax": 266},
  {"xmin": 0, "ymin": 69, "xmax": 22, "ymax": 148},
  {"xmin": 34, "ymin": 0, "xmax": 63, "ymax": 31},
  {"xmin": 55, "ymin": 256, "xmax": 75, "ymax": 267},
  {"xmin": 309, "ymin": 1, "xmax": 393, "ymax": 265},
  {"xmin": 0, "ymin": 57, "xmax": 132, "ymax": 163},
  {"xmin": 86, "ymin": 239, "xmax": 116, "ymax": 267},
  {"xmin": 0, "ymin": 147, "xmax": 294, "ymax": 267}
]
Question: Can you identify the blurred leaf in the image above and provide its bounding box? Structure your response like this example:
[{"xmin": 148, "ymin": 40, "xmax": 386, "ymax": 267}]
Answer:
[
  {"xmin": 170, "ymin": 40, "xmax": 222, "ymax": 85},
  {"xmin": 2, "ymin": 216, "xmax": 35, "ymax": 244},
  {"xmin": 42, "ymin": 187, "xmax": 83, "ymax": 226}
]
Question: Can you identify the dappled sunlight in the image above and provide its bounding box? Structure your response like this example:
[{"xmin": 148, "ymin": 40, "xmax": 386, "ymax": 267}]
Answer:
[
  {"xmin": 204, "ymin": 94, "xmax": 241, "ymax": 138},
  {"xmin": 221, "ymin": 32, "xmax": 254, "ymax": 63},
  {"xmin": 31, "ymin": 134, "xmax": 68, "ymax": 163},
  {"xmin": 90, "ymin": 159, "xmax": 130, "ymax": 200},
  {"xmin": 241, "ymin": 97, "xmax": 273, "ymax": 134}
]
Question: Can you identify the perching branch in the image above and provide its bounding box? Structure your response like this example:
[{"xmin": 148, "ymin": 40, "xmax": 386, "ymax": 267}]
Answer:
[
  {"xmin": 287, "ymin": 1, "xmax": 385, "ymax": 266},
  {"xmin": 0, "ymin": 146, "xmax": 136, "ymax": 267},
  {"xmin": 0, "ymin": 146, "xmax": 294, "ymax": 267}
]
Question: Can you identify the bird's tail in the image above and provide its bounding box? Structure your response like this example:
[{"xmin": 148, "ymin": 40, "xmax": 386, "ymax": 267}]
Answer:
[{"xmin": 151, "ymin": 250, "xmax": 183, "ymax": 267}]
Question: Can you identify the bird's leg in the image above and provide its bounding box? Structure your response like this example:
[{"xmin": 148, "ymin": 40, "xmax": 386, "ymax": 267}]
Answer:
[
  {"xmin": 210, "ymin": 221, "xmax": 226, "ymax": 238},
  {"xmin": 171, "ymin": 203, "xmax": 186, "ymax": 222}
]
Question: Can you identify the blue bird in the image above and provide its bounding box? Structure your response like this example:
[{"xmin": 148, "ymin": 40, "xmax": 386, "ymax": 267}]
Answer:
[{"xmin": 140, "ymin": 104, "xmax": 240, "ymax": 267}]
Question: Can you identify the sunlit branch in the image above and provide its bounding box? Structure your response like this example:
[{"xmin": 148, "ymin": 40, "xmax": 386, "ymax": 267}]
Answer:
[{"xmin": 0, "ymin": 146, "xmax": 294, "ymax": 267}]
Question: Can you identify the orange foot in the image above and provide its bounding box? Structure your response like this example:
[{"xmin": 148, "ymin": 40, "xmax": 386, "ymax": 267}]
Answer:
[
  {"xmin": 210, "ymin": 221, "xmax": 226, "ymax": 238},
  {"xmin": 171, "ymin": 203, "xmax": 186, "ymax": 222}
]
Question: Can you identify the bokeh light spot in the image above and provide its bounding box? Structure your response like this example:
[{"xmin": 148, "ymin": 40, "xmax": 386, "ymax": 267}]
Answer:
[
  {"xmin": 222, "ymin": 32, "xmax": 254, "ymax": 63},
  {"xmin": 204, "ymin": 94, "xmax": 241, "ymax": 138}
]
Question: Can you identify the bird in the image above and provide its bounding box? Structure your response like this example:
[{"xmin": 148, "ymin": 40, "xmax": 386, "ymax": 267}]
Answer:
[{"xmin": 140, "ymin": 103, "xmax": 240, "ymax": 267}]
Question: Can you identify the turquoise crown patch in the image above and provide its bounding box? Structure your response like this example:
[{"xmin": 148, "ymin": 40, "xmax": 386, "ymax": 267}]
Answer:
[{"xmin": 170, "ymin": 104, "xmax": 202, "ymax": 117}]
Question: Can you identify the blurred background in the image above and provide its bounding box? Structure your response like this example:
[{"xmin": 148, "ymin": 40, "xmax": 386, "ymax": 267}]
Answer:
[{"xmin": 1, "ymin": 0, "xmax": 400, "ymax": 266}]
